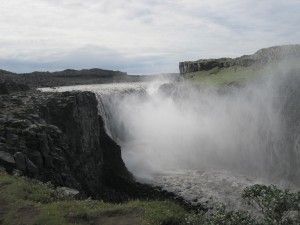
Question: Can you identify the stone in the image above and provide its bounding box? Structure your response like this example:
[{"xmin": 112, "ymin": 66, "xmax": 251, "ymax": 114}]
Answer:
[
  {"xmin": 0, "ymin": 118, "xmax": 6, "ymax": 124},
  {"xmin": 26, "ymin": 159, "xmax": 38, "ymax": 176},
  {"xmin": 14, "ymin": 152, "xmax": 27, "ymax": 171},
  {"xmin": 43, "ymin": 154, "xmax": 53, "ymax": 168},
  {"xmin": 0, "ymin": 151, "xmax": 15, "ymax": 171},
  {"xmin": 6, "ymin": 133, "xmax": 18, "ymax": 142},
  {"xmin": 0, "ymin": 137, "xmax": 6, "ymax": 143},
  {"xmin": 13, "ymin": 152, "xmax": 38, "ymax": 176},
  {"xmin": 12, "ymin": 169, "xmax": 22, "ymax": 176},
  {"xmin": 57, "ymin": 187, "xmax": 80, "ymax": 197},
  {"xmin": 0, "ymin": 143, "xmax": 5, "ymax": 151},
  {"xmin": 10, "ymin": 119, "xmax": 31, "ymax": 129},
  {"xmin": 0, "ymin": 166, "xmax": 6, "ymax": 172},
  {"xmin": 29, "ymin": 151, "xmax": 43, "ymax": 167},
  {"xmin": 0, "ymin": 151, "xmax": 15, "ymax": 165}
]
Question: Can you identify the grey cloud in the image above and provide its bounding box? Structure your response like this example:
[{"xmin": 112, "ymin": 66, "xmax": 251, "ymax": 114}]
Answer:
[
  {"xmin": 0, "ymin": 45, "xmax": 177, "ymax": 74},
  {"xmin": 0, "ymin": 0, "xmax": 299, "ymax": 74}
]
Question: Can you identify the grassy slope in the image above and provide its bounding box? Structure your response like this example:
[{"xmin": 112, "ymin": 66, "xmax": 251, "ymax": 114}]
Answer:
[
  {"xmin": 2, "ymin": 172, "xmax": 298, "ymax": 225},
  {"xmin": 184, "ymin": 65, "xmax": 262, "ymax": 86},
  {"xmin": 184, "ymin": 60, "xmax": 300, "ymax": 86},
  {"xmin": 0, "ymin": 172, "xmax": 188, "ymax": 225}
]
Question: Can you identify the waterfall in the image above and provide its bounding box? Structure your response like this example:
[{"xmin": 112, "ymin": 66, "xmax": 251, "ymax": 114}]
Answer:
[
  {"xmin": 92, "ymin": 76, "xmax": 299, "ymax": 186},
  {"xmin": 39, "ymin": 69, "xmax": 299, "ymax": 210},
  {"xmin": 39, "ymin": 70, "xmax": 300, "ymax": 187}
]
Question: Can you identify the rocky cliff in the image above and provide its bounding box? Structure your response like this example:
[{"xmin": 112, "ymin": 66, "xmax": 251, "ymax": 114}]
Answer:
[
  {"xmin": 179, "ymin": 45, "xmax": 300, "ymax": 74},
  {"xmin": 0, "ymin": 90, "xmax": 134, "ymax": 200}
]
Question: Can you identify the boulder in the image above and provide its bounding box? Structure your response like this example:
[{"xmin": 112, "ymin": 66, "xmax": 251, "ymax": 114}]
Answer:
[
  {"xmin": 0, "ymin": 166, "xmax": 6, "ymax": 172},
  {"xmin": 14, "ymin": 152, "xmax": 39, "ymax": 176},
  {"xmin": 14, "ymin": 152, "xmax": 27, "ymax": 171},
  {"xmin": 29, "ymin": 151, "xmax": 43, "ymax": 167},
  {"xmin": 0, "ymin": 151, "xmax": 15, "ymax": 171},
  {"xmin": 57, "ymin": 187, "xmax": 80, "ymax": 197},
  {"xmin": 26, "ymin": 159, "xmax": 38, "ymax": 176}
]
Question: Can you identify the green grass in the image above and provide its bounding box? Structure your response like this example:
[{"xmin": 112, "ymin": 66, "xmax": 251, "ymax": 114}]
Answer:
[
  {"xmin": 0, "ymin": 172, "xmax": 188, "ymax": 225},
  {"xmin": 184, "ymin": 65, "xmax": 262, "ymax": 86},
  {"xmin": 184, "ymin": 60, "xmax": 300, "ymax": 86},
  {"xmin": 1, "ymin": 172, "xmax": 298, "ymax": 225}
]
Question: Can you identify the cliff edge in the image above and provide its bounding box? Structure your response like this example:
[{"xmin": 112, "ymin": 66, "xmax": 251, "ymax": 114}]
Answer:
[
  {"xmin": 179, "ymin": 45, "xmax": 300, "ymax": 74},
  {"xmin": 0, "ymin": 90, "xmax": 134, "ymax": 200}
]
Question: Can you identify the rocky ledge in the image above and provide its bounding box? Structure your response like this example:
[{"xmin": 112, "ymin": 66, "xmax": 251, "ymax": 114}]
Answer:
[{"xmin": 179, "ymin": 44, "xmax": 300, "ymax": 74}]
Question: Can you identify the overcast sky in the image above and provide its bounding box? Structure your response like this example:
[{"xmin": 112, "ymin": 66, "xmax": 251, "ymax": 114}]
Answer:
[{"xmin": 0, "ymin": 0, "xmax": 299, "ymax": 74}]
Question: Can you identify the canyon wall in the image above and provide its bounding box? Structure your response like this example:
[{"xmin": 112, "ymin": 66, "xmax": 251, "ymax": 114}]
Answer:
[{"xmin": 0, "ymin": 90, "xmax": 133, "ymax": 200}]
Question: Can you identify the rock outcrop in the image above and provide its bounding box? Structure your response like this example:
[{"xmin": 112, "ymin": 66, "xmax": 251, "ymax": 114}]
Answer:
[
  {"xmin": 179, "ymin": 44, "xmax": 300, "ymax": 74},
  {"xmin": 0, "ymin": 75, "xmax": 29, "ymax": 95},
  {"xmin": 0, "ymin": 90, "xmax": 133, "ymax": 199}
]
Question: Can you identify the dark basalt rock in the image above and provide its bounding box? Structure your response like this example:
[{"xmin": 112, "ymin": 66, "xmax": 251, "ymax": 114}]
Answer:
[
  {"xmin": 39, "ymin": 91, "xmax": 134, "ymax": 198},
  {"xmin": 0, "ymin": 79, "xmax": 29, "ymax": 95},
  {"xmin": 0, "ymin": 90, "xmax": 135, "ymax": 200},
  {"xmin": 0, "ymin": 151, "xmax": 15, "ymax": 172},
  {"xmin": 0, "ymin": 92, "xmax": 82, "ymax": 190},
  {"xmin": 14, "ymin": 152, "xmax": 27, "ymax": 171}
]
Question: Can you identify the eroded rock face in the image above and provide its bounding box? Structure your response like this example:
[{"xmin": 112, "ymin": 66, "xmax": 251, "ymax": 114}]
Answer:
[
  {"xmin": 39, "ymin": 92, "xmax": 106, "ymax": 197},
  {"xmin": 0, "ymin": 151, "xmax": 15, "ymax": 172},
  {"xmin": 0, "ymin": 91, "xmax": 82, "ymax": 191},
  {"xmin": 0, "ymin": 90, "xmax": 132, "ymax": 199}
]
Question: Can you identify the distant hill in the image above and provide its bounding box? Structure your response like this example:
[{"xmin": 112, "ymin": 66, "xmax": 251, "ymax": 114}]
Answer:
[
  {"xmin": 0, "ymin": 68, "xmax": 143, "ymax": 88},
  {"xmin": 179, "ymin": 44, "xmax": 300, "ymax": 74},
  {"xmin": 179, "ymin": 44, "xmax": 300, "ymax": 85},
  {"xmin": 0, "ymin": 68, "xmax": 180, "ymax": 89}
]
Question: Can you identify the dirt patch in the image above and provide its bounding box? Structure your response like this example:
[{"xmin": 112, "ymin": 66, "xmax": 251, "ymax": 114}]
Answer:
[
  {"xmin": 15, "ymin": 205, "xmax": 39, "ymax": 225},
  {"xmin": 67, "ymin": 209, "xmax": 143, "ymax": 225},
  {"xmin": 95, "ymin": 213, "xmax": 142, "ymax": 225},
  {"xmin": 95, "ymin": 209, "xmax": 143, "ymax": 225}
]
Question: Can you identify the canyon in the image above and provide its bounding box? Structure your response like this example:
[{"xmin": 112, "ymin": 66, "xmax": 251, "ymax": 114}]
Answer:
[{"xmin": 0, "ymin": 45, "xmax": 299, "ymax": 224}]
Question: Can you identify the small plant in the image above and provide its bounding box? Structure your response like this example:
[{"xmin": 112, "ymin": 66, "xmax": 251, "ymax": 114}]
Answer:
[
  {"xmin": 183, "ymin": 206, "xmax": 257, "ymax": 225},
  {"xmin": 242, "ymin": 184, "xmax": 300, "ymax": 225},
  {"xmin": 183, "ymin": 185, "xmax": 300, "ymax": 225},
  {"xmin": 206, "ymin": 206, "xmax": 258, "ymax": 225}
]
